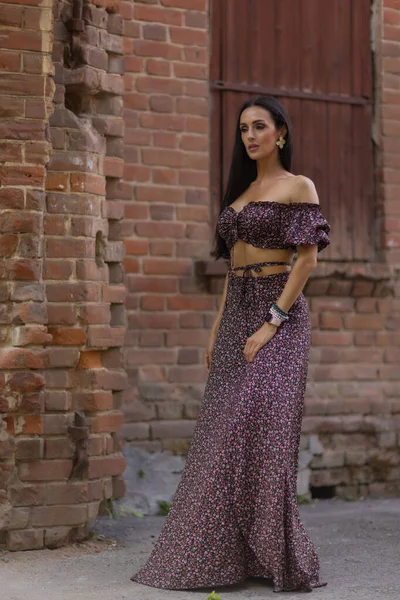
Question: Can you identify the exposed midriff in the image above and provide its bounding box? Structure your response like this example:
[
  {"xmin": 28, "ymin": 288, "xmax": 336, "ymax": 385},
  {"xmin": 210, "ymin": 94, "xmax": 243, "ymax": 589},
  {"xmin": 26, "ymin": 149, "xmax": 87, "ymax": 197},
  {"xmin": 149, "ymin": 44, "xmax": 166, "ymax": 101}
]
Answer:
[{"xmin": 230, "ymin": 240, "xmax": 294, "ymax": 277}]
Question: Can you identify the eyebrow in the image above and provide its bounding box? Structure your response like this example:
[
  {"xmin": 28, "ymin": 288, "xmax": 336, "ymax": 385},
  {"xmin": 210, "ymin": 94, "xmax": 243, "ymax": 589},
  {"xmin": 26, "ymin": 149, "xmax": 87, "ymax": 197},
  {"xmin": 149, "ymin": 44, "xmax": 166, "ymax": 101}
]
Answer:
[{"xmin": 239, "ymin": 119, "xmax": 266, "ymax": 126}]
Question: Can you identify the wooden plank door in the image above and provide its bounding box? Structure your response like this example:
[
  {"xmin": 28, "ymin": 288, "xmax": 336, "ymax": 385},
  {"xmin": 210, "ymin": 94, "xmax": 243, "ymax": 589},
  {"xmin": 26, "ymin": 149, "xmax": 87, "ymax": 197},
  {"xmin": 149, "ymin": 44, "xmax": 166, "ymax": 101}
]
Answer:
[{"xmin": 211, "ymin": 0, "xmax": 374, "ymax": 261}]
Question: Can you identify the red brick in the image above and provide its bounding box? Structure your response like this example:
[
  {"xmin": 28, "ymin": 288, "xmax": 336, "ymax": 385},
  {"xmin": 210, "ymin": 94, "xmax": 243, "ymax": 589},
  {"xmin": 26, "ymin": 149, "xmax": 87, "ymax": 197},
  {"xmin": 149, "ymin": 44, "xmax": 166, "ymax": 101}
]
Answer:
[
  {"xmin": 134, "ymin": 39, "xmax": 182, "ymax": 60},
  {"xmin": 6, "ymin": 258, "xmax": 40, "ymax": 281},
  {"xmin": 46, "ymin": 239, "xmax": 95, "ymax": 259},
  {"xmin": 344, "ymin": 315, "xmax": 386, "ymax": 330},
  {"xmin": 168, "ymin": 295, "xmax": 215, "ymax": 310},
  {"xmin": 12, "ymin": 326, "xmax": 52, "ymax": 347},
  {"xmin": 185, "ymin": 9, "xmax": 207, "ymax": 28},
  {"xmin": 14, "ymin": 415, "xmax": 43, "ymax": 435},
  {"xmin": 355, "ymin": 332, "xmax": 377, "ymax": 346},
  {"xmin": 125, "ymin": 239, "xmax": 148, "ymax": 255},
  {"xmin": 48, "ymin": 327, "xmax": 87, "ymax": 346},
  {"xmin": 142, "ymin": 258, "xmax": 192, "ymax": 275},
  {"xmin": 15, "ymin": 438, "xmax": 43, "ymax": 460},
  {"xmin": 0, "ymin": 211, "xmax": 40, "ymax": 234},
  {"xmin": 135, "ymin": 221, "xmax": 185, "ymax": 238},
  {"xmin": 45, "ymin": 391, "xmax": 71, "ymax": 411},
  {"xmin": 90, "ymin": 412, "xmax": 124, "ymax": 434},
  {"xmin": 146, "ymin": 58, "xmax": 171, "ymax": 75},
  {"xmin": 355, "ymin": 298, "xmax": 378, "ymax": 313},
  {"xmin": 174, "ymin": 61, "xmax": 207, "ymax": 79},
  {"xmin": 149, "ymin": 240, "xmax": 175, "ymax": 256},
  {"xmin": 320, "ymin": 313, "xmax": 343, "ymax": 330},
  {"xmin": 46, "ymin": 172, "xmax": 69, "ymax": 192},
  {"xmin": 132, "ymin": 312, "xmax": 179, "ymax": 330},
  {"xmin": 166, "ymin": 329, "xmax": 209, "ymax": 347},
  {"xmin": 18, "ymin": 460, "xmax": 72, "ymax": 482},
  {"xmin": 136, "ymin": 75, "xmax": 182, "ymax": 95},
  {"xmin": 46, "ymin": 194, "xmax": 101, "ymax": 216},
  {"xmin": 102, "ymin": 284, "xmax": 126, "ymax": 303},
  {"xmin": 46, "ymin": 282, "xmax": 99, "ymax": 303},
  {"xmin": 0, "ymin": 349, "xmax": 48, "ymax": 369},
  {"xmin": 70, "ymin": 173, "xmax": 105, "ymax": 195},
  {"xmin": 104, "ymin": 156, "xmax": 124, "ymax": 178},
  {"xmin": 180, "ymin": 312, "xmax": 203, "ymax": 328},
  {"xmin": 79, "ymin": 304, "xmax": 111, "ymax": 325},
  {"xmin": 45, "ymin": 438, "xmax": 74, "ymax": 459},
  {"xmin": 8, "ymin": 529, "xmax": 44, "ymax": 551},
  {"xmin": 0, "ymin": 141, "xmax": 23, "ymax": 162},
  {"xmin": 77, "ymin": 351, "xmax": 102, "ymax": 369},
  {"xmin": 143, "ymin": 23, "xmax": 167, "ymax": 41},
  {"xmin": 0, "ymin": 234, "xmax": 18, "ymax": 257},
  {"xmin": 134, "ymin": 4, "xmax": 183, "ymax": 25},
  {"xmin": 12, "ymin": 302, "xmax": 47, "ymax": 324},
  {"xmin": 170, "ymin": 26, "xmax": 207, "ymax": 46},
  {"xmin": 0, "ymin": 5, "xmax": 23, "ymax": 27},
  {"xmin": 0, "ymin": 188, "xmax": 24, "ymax": 209},
  {"xmin": 73, "ymin": 391, "xmax": 114, "ymax": 411},
  {"xmin": 184, "ymin": 80, "xmax": 208, "ymax": 98},
  {"xmin": 8, "ymin": 484, "xmax": 45, "ymax": 507},
  {"xmin": 183, "ymin": 46, "xmax": 208, "ymax": 64},
  {"xmin": 44, "ymin": 215, "xmax": 67, "ymax": 236},
  {"xmin": 140, "ymin": 295, "xmax": 165, "ymax": 311},
  {"xmin": 87, "ymin": 326, "xmax": 125, "ymax": 347},
  {"xmin": 88, "ymin": 455, "xmax": 125, "ymax": 479},
  {"xmin": 311, "ymin": 332, "xmax": 354, "ymax": 346},
  {"xmin": 32, "ymin": 505, "xmax": 87, "ymax": 527},
  {"xmin": 47, "ymin": 305, "xmax": 77, "ymax": 325},
  {"xmin": 48, "ymin": 348, "xmax": 80, "ymax": 368},
  {"xmin": 88, "ymin": 436, "xmax": 105, "ymax": 456},
  {"xmin": 124, "ymin": 163, "xmax": 151, "ymax": 181},
  {"xmin": 43, "ymin": 260, "xmax": 74, "ymax": 280}
]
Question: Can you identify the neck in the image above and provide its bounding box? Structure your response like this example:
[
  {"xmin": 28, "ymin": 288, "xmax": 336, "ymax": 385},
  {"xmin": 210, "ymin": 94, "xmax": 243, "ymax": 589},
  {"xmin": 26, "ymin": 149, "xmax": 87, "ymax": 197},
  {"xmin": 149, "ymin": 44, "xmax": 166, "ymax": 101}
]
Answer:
[{"xmin": 255, "ymin": 154, "xmax": 284, "ymax": 182}]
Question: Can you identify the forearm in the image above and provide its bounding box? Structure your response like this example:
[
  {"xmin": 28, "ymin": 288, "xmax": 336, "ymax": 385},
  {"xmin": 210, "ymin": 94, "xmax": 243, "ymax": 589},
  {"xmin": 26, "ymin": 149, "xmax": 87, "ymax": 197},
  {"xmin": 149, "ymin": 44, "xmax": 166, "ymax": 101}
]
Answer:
[{"xmin": 275, "ymin": 255, "xmax": 317, "ymax": 313}]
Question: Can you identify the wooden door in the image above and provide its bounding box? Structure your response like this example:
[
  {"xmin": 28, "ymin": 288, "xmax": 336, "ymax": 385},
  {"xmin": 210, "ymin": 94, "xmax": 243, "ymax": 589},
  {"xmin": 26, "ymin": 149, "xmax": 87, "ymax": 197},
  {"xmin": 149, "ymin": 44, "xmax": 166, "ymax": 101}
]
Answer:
[{"xmin": 211, "ymin": 0, "xmax": 374, "ymax": 261}]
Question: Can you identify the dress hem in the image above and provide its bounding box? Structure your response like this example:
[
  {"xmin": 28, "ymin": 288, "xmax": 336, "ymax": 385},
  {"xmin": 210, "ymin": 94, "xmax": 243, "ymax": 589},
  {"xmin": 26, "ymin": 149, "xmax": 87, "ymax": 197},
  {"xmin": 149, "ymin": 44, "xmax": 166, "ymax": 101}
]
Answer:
[{"xmin": 131, "ymin": 575, "xmax": 327, "ymax": 594}]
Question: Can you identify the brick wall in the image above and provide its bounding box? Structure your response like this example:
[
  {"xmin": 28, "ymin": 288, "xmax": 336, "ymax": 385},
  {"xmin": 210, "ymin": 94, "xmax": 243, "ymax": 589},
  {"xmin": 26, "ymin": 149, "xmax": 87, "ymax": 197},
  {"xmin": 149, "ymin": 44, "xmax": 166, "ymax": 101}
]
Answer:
[
  {"xmin": 0, "ymin": 0, "xmax": 127, "ymax": 550},
  {"xmin": 121, "ymin": 0, "xmax": 400, "ymax": 497},
  {"xmin": 121, "ymin": 0, "xmax": 213, "ymax": 453}
]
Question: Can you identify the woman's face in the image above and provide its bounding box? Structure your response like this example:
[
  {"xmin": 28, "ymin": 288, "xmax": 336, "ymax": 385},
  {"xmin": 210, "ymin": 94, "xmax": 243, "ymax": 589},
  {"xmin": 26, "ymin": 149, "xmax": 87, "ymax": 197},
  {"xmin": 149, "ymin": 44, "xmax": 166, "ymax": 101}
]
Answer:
[{"xmin": 239, "ymin": 106, "xmax": 284, "ymax": 161}]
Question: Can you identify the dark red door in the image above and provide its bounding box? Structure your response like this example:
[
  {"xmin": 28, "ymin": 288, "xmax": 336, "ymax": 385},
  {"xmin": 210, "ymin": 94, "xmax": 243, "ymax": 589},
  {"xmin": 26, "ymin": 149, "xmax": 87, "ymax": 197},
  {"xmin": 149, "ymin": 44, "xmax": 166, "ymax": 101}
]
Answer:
[{"xmin": 211, "ymin": 0, "xmax": 374, "ymax": 261}]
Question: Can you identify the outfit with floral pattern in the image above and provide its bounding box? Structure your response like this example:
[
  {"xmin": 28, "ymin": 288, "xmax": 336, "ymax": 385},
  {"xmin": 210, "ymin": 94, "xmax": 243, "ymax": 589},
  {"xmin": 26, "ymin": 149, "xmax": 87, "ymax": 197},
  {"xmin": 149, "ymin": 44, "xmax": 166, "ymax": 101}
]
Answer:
[{"xmin": 132, "ymin": 201, "xmax": 330, "ymax": 593}]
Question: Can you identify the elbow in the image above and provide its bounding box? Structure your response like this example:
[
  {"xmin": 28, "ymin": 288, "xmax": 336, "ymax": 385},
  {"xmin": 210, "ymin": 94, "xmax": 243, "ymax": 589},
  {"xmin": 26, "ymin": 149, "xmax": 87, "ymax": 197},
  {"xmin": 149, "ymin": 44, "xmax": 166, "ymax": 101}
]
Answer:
[{"xmin": 297, "ymin": 255, "xmax": 317, "ymax": 273}]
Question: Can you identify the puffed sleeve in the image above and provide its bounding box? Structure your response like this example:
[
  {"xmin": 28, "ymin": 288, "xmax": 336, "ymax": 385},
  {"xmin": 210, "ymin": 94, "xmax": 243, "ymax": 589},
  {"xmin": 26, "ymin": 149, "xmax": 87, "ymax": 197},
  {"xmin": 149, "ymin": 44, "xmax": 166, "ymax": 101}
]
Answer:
[{"xmin": 283, "ymin": 203, "xmax": 331, "ymax": 252}]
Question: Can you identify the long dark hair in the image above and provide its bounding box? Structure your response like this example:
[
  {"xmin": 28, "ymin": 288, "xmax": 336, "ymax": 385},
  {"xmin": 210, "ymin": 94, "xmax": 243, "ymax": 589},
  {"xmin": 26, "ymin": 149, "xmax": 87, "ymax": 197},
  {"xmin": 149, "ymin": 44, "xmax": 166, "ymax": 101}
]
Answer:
[{"xmin": 213, "ymin": 96, "xmax": 293, "ymax": 259}]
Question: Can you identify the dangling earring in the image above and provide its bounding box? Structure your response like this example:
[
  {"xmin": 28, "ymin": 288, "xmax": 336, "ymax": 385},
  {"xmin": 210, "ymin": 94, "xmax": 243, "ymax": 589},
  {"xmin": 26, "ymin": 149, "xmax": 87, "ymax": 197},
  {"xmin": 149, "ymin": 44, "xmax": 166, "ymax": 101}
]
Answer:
[{"xmin": 276, "ymin": 136, "xmax": 286, "ymax": 150}]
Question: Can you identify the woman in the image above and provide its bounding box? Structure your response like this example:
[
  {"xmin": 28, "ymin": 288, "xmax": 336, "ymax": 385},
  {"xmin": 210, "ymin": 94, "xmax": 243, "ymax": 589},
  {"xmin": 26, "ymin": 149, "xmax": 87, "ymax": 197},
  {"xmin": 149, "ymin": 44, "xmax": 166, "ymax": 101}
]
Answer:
[{"xmin": 132, "ymin": 96, "xmax": 330, "ymax": 593}]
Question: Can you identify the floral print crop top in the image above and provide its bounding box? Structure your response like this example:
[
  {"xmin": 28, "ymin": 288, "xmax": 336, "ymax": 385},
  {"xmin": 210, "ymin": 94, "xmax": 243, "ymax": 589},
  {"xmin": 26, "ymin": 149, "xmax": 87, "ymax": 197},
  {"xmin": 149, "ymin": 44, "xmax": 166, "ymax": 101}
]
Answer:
[{"xmin": 217, "ymin": 201, "xmax": 331, "ymax": 255}]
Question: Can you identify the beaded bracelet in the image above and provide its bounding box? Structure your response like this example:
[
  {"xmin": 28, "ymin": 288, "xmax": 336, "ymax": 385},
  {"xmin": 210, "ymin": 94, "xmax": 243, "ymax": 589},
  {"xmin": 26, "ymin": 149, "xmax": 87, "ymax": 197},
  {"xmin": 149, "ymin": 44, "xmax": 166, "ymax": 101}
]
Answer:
[{"xmin": 271, "ymin": 302, "xmax": 289, "ymax": 320}]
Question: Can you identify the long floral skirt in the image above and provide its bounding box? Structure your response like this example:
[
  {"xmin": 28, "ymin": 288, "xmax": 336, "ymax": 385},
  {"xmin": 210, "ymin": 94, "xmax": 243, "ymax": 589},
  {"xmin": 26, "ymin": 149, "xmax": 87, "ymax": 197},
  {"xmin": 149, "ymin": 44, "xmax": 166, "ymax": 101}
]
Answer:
[{"xmin": 131, "ymin": 271, "xmax": 326, "ymax": 593}]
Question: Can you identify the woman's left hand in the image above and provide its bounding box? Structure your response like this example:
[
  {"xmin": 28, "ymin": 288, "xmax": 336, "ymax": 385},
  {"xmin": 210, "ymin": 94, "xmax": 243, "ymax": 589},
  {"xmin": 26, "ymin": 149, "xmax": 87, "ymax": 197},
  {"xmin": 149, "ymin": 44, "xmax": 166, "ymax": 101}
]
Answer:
[{"xmin": 243, "ymin": 323, "xmax": 277, "ymax": 363}]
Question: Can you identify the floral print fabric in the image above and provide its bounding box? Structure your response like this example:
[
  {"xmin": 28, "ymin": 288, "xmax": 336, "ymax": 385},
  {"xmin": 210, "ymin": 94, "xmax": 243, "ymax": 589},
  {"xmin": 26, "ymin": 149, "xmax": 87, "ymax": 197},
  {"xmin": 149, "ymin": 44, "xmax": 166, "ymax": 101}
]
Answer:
[
  {"xmin": 131, "ymin": 202, "xmax": 330, "ymax": 593},
  {"xmin": 217, "ymin": 201, "xmax": 331, "ymax": 257},
  {"xmin": 132, "ymin": 272, "xmax": 327, "ymax": 592}
]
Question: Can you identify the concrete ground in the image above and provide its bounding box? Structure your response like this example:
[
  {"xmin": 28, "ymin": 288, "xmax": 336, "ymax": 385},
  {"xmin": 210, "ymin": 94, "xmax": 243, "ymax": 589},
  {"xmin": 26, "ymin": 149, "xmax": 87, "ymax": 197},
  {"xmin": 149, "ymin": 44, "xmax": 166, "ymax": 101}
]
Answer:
[{"xmin": 0, "ymin": 498, "xmax": 399, "ymax": 600}]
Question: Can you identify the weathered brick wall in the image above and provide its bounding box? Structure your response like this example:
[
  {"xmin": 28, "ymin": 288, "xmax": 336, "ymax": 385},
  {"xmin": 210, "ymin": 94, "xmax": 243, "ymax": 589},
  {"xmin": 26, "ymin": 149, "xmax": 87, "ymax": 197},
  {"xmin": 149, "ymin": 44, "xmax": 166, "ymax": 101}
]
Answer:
[
  {"xmin": 121, "ymin": 1, "xmax": 400, "ymax": 497},
  {"xmin": 0, "ymin": 0, "xmax": 127, "ymax": 550},
  {"xmin": 121, "ymin": 0, "xmax": 213, "ymax": 453},
  {"xmin": 0, "ymin": 0, "xmax": 56, "ymax": 550}
]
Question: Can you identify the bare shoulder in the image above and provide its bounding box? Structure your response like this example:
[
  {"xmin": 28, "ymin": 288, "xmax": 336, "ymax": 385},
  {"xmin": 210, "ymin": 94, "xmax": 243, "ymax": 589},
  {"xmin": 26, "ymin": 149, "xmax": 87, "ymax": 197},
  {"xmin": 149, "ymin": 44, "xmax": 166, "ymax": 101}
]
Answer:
[{"xmin": 290, "ymin": 175, "xmax": 320, "ymax": 205}]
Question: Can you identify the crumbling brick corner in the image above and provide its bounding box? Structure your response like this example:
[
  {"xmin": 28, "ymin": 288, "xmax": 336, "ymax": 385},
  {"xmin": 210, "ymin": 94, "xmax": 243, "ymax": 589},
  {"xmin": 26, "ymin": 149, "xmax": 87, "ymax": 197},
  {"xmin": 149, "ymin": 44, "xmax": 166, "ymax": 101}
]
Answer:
[{"xmin": 0, "ymin": 0, "xmax": 127, "ymax": 551}]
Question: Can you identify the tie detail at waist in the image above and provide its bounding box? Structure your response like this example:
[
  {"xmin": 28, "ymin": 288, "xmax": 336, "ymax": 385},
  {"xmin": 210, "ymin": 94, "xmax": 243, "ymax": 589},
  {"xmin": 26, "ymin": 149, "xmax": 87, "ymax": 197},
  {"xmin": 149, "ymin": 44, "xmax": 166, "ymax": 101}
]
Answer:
[
  {"xmin": 230, "ymin": 261, "xmax": 291, "ymax": 278},
  {"xmin": 229, "ymin": 262, "xmax": 291, "ymax": 314}
]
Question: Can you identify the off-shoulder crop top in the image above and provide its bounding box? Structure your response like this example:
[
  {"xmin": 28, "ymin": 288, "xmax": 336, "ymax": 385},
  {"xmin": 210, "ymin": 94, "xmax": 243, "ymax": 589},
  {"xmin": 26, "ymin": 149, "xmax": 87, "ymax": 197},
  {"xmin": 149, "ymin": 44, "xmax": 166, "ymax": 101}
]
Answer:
[{"xmin": 217, "ymin": 201, "xmax": 331, "ymax": 255}]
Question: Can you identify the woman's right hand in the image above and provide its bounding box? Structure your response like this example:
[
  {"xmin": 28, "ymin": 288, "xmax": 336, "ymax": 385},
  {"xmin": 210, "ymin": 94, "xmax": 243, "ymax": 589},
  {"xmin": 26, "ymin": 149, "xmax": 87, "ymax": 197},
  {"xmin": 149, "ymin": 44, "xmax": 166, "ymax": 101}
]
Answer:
[{"xmin": 204, "ymin": 332, "xmax": 217, "ymax": 372}]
